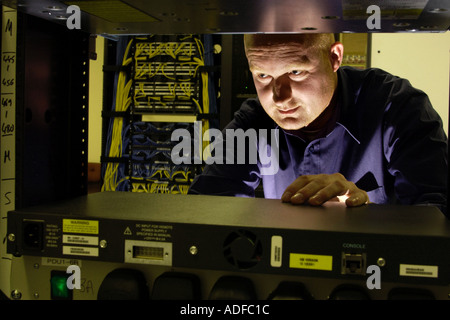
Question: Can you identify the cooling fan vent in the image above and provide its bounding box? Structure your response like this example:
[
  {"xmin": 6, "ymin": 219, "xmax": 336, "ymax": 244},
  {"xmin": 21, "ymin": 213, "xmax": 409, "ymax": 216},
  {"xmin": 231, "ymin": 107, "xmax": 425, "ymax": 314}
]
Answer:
[{"xmin": 223, "ymin": 229, "xmax": 262, "ymax": 270}]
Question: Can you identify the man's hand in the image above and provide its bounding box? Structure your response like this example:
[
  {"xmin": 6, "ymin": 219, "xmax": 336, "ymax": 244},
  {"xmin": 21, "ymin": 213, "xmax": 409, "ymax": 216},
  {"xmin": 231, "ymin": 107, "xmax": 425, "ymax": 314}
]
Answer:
[{"xmin": 281, "ymin": 173, "xmax": 369, "ymax": 207}]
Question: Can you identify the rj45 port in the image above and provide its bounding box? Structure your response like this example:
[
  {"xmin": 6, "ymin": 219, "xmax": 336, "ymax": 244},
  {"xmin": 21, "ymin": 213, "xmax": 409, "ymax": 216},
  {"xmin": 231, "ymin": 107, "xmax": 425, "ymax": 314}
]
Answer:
[{"xmin": 342, "ymin": 252, "xmax": 366, "ymax": 275}]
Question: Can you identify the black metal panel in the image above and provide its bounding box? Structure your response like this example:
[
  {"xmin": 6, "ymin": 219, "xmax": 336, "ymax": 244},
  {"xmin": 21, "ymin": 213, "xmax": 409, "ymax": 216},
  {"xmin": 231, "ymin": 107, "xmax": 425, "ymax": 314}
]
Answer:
[
  {"xmin": 5, "ymin": 0, "xmax": 450, "ymax": 34},
  {"xmin": 15, "ymin": 13, "xmax": 89, "ymax": 208}
]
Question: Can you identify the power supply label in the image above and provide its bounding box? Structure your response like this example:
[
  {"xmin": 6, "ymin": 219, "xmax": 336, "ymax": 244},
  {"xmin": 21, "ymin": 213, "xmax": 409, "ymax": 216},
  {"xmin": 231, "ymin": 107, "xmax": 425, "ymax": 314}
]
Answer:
[
  {"xmin": 63, "ymin": 219, "xmax": 99, "ymax": 235},
  {"xmin": 134, "ymin": 223, "xmax": 173, "ymax": 242},
  {"xmin": 289, "ymin": 253, "xmax": 333, "ymax": 271}
]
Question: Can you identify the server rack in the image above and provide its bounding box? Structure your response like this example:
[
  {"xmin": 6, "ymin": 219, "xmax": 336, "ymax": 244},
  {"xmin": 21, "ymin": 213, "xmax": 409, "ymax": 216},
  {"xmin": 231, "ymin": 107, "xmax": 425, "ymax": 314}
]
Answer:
[
  {"xmin": 100, "ymin": 34, "xmax": 220, "ymax": 194},
  {"xmin": 14, "ymin": 13, "xmax": 90, "ymax": 209}
]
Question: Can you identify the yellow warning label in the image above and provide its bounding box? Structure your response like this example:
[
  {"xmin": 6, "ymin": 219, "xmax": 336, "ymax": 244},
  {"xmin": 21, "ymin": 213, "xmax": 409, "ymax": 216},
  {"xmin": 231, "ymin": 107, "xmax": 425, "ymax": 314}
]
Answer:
[
  {"xmin": 289, "ymin": 253, "xmax": 333, "ymax": 271},
  {"xmin": 63, "ymin": 219, "xmax": 99, "ymax": 235}
]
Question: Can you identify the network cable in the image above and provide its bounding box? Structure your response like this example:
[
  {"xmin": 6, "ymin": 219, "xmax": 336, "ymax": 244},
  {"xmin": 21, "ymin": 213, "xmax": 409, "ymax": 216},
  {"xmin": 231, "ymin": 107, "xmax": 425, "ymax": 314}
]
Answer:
[{"xmin": 103, "ymin": 35, "xmax": 216, "ymax": 195}]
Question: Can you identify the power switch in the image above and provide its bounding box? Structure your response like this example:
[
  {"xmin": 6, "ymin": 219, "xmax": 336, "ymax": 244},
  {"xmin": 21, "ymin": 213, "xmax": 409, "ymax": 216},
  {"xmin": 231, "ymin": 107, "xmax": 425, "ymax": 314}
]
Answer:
[{"xmin": 50, "ymin": 271, "xmax": 73, "ymax": 300}]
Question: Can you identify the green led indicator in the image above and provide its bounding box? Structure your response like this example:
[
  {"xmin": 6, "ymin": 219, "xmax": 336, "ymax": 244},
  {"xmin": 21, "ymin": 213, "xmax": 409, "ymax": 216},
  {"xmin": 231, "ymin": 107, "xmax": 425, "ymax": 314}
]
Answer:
[{"xmin": 50, "ymin": 274, "xmax": 72, "ymax": 300}]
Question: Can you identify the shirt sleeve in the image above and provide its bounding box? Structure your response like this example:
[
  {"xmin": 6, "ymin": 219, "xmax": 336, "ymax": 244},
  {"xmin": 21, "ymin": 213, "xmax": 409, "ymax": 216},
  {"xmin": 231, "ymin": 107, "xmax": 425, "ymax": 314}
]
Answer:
[{"xmin": 382, "ymin": 81, "xmax": 448, "ymax": 215}]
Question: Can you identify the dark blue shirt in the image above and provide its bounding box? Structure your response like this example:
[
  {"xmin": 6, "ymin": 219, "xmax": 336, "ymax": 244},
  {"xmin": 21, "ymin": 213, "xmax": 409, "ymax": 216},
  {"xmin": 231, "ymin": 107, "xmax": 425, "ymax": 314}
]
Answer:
[{"xmin": 189, "ymin": 67, "xmax": 448, "ymax": 214}]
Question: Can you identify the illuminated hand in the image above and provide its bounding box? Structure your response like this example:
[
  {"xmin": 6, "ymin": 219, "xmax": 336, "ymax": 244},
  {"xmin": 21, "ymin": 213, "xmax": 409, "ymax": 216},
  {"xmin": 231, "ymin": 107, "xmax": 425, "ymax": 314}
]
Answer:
[{"xmin": 281, "ymin": 173, "xmax": 369, "ymax": 207}]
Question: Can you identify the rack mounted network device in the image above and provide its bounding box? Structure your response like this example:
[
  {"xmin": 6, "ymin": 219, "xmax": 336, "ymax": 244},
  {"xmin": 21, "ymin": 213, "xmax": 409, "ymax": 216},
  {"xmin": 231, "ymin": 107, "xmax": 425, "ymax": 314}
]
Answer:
[{"xmin": 7, "ymin": 192, "xmax": 450, "ymax": 300}]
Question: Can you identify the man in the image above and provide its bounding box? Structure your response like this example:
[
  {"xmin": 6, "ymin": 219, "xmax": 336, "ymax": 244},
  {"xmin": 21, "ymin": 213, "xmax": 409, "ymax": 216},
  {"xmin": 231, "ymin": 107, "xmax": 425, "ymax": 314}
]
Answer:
[{"xmin": 189, "ymin": 33, "xmax": 448, "ymax": 215}]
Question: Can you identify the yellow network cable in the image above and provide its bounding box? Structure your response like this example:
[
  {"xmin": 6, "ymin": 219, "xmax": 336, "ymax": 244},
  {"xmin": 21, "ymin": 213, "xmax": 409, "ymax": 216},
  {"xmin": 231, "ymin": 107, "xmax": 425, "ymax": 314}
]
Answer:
[
  {"xmin": 102, "ymin": 39, "xmax": 134, "ymax": 192},
  {"xmin": 148, "ymin": 42, "xmax": 164, "ymax": 59},
  {"xmin": 178, "ymin": 185, "xmax": 190, "ymax": 194},
  {"xmin": 193, "ymin": 37, "xmax": 212, "ymax": 162},
  {"xmin": 132, "ymin": 181, "xmax": 147, "ymax": 193}
]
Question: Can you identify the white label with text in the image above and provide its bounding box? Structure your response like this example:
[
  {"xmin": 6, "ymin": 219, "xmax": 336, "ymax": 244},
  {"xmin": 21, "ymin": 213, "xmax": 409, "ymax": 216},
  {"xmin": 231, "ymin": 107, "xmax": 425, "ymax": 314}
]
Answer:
[
  {"xmin": 63, "ymin": 246, "xmax": 99, "ymax": 257},
  {"xmin": 63, "ymin": 234, "xmax": 98, "ymax": 246},
  {"xmin": 399, "ymin": 264, "xmax": 438, "ymax": 278}
]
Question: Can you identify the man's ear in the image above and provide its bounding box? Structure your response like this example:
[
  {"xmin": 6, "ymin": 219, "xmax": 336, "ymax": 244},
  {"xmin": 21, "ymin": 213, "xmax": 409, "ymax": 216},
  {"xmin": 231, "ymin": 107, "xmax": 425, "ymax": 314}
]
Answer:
[{"xmin": 329, "ymin": 42, "xmax": 344, "ymax": 72}]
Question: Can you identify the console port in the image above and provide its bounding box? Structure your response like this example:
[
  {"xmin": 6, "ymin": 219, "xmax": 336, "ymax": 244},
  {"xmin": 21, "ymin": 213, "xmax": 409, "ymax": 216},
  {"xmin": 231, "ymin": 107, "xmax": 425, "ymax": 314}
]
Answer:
[
  {"xmin": 22, "ymin": 220, "xmax": 44, "ymax": 251},
  {"xmin": 342, "ymin": 253, "xmax": 366, "ymax": 275}
]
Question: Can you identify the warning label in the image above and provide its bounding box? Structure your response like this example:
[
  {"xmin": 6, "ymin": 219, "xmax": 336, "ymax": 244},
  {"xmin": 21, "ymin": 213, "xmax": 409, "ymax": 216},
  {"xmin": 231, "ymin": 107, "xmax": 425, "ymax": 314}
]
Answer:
[{"xmin": 63, "ymin": 219, "xmax": 99, "ymax": 235}]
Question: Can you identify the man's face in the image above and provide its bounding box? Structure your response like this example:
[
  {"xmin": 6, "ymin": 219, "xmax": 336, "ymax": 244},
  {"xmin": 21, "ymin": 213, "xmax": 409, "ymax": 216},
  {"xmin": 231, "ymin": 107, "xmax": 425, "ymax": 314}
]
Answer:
[{"xmin": 245, "ymin": 35, "xmax": 341, "ymax": 130}]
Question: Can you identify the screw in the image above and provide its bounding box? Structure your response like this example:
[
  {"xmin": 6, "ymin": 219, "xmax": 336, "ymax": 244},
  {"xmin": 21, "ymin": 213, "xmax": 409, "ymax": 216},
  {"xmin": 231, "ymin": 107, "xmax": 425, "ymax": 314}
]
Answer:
[
  {"xmin": 33, "ymin": 263, "xmax": 40, "ymax": 269},
  {"xmin": 377, "ymin": 257, "xmax": 386, "ymax": 267},
  {"xmin": 189, "ymin": 245, "xmax": 198, "ymax": 255},
  {"xmin": 11, "ymin": 290, "xmax": 22, "ymax": 300},
  {"xmin": 7, "ymin": 234, "xmax": 15, "ymax": 242},
  {"xmin": 33, "ymin": 292, "xmax": 39, "ymax": 299},
  {"xmin": 99, "ymin": 240, "xmax": 107, "ymax": 248}
]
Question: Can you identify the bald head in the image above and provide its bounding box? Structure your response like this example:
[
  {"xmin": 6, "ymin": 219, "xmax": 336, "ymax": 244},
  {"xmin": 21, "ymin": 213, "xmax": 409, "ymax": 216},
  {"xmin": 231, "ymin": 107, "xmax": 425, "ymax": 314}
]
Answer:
[{"xmin": 244, "ymin": 33, "xmax": 336, "ymax": 56}]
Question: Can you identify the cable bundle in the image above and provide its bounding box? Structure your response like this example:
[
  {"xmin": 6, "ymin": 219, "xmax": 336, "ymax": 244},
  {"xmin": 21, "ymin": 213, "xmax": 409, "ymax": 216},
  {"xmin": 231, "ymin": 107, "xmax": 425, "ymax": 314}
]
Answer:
[
  {"xmin": 102, "ymin": 37, "xmax": 133, "ymax": 192},
  {"xmin": 101, "ymin": 35, "xmax": 218, "ymax": 195}
]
